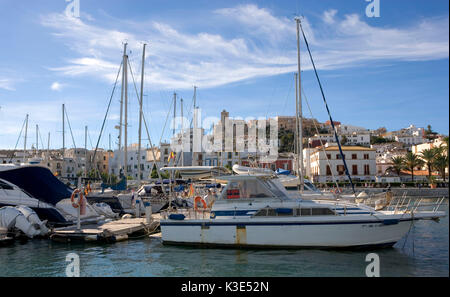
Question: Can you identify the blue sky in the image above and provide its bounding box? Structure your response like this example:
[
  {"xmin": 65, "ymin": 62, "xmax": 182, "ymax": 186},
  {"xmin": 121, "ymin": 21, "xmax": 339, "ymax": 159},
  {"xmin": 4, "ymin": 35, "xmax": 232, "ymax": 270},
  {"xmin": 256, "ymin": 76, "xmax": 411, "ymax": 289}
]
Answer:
[{"xmin": 0, "ymin": 0, "xmax": 448, "ymax": 150}]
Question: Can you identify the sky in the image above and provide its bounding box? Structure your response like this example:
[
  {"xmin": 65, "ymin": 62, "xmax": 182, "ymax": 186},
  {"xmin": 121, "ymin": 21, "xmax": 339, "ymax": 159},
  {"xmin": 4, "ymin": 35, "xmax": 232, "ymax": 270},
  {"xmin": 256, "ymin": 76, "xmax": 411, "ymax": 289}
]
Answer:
[{"xmin": 0, "ymin": 0, "xmax": 448, "ymax": 150}]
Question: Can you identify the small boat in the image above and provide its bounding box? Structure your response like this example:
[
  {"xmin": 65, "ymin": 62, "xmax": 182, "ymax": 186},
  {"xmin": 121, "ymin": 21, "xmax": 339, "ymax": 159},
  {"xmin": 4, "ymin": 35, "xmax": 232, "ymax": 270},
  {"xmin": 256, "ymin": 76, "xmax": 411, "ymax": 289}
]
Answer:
[
  {"xmin": 161, "ymin": 166, "xmax": 231, "ymax": 180},
  {"xmin": 160, "ymin": 175, "xmax": 446, "ymax": 248},
  {"xmin": 0, "ymin": 165, "xmax": 109, "ymax": 225},
  {"xmin": 0, "ymin": 178, "xmax": 67, "ymax": 224}
]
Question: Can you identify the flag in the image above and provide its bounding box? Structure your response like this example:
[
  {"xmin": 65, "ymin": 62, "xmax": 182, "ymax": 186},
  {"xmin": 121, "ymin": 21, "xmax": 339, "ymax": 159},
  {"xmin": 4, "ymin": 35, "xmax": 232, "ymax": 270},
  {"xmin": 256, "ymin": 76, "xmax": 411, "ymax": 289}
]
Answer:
[
  {"xmin": 168, "ymin": 151, "xmax": 175, "ymax": 162},
  {"xmin": 188, "ymin": 184, "xmax": 194, "ymax": 196}
]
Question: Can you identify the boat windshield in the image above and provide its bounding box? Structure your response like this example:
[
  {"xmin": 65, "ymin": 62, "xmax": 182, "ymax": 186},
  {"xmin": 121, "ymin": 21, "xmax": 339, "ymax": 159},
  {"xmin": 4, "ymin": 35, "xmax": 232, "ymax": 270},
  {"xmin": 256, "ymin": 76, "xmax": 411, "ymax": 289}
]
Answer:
[
  {"xmin": 304, "ymin": 180, "xmax": 321, "ymax": 193},
  {"xmin": 219, "ymin": 178, "xmax": 289, "ymax": 200}
]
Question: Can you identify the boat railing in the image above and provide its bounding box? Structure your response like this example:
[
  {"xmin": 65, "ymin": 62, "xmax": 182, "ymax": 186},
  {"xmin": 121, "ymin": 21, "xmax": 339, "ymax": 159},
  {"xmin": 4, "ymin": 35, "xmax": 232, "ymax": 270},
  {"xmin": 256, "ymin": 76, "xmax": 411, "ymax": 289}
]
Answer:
[
  {"xmin": 161, "ymin": 208, "xmax": 212, "ymax": 220},
  {"xmin": 385, "ymin": 196, "xmax": 447, "ymax": 214}
]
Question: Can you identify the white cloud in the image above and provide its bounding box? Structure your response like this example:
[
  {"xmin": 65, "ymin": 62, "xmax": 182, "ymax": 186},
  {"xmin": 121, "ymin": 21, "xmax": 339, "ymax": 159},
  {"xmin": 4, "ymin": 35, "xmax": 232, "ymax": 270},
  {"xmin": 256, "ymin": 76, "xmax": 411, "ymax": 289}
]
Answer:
[
  {"xmin": 323, "ymin": 9, "xmax": 338, "ymax": 24},
  {"xmin": 0, "ymin": 78, "xmax": 16, "ymax": 91},
  {"xmin": 39, "ymin": 5, "xmax": 449, "ymax": 90},
  {"xmin": 50, "ymin": 82, "xmax": 65, "ymax": 91}
]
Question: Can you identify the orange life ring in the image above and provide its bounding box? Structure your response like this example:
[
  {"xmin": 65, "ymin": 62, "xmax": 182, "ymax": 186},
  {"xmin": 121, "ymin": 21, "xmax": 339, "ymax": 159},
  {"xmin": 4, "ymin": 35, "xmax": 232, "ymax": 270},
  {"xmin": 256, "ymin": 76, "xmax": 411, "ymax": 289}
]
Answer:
[
  {"xmin": 71, "ymin": 188, "xmax": 84, "ymax": 209},
  {"xmin": 194, "ymin": 196, "xmax": 207, "ymax": 211}
]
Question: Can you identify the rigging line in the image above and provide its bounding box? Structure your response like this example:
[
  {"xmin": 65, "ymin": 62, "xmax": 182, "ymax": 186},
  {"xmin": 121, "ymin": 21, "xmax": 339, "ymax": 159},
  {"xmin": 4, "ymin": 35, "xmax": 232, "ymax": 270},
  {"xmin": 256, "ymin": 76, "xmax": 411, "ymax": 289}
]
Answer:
[
  {"xmin": 64, "ymin": 107, "xmax": 77, "ymax": 150},
  {"xmin": 299, "ymin": 21, "xmax": 356, "ymax": 195},
  {"xmin": 302, "ymin": 87, "xmax": 341, "ymax": 192},
  {"xmin": 91, "ymin": 61, "xmax": 123, "ymax": 179},
  {"xmin": 8, "ymin": 115, "xmax": 27, "ymax": 163},
  {"xmin": 38, "ymin": 128, "xmax": 45, "ymax": 154}
]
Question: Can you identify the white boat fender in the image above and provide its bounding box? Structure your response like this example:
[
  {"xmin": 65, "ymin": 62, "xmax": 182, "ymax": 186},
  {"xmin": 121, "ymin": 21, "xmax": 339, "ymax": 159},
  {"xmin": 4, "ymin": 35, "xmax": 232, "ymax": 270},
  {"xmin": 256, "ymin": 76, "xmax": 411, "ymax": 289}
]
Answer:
[{"xmin": 15, "ymin": 206, "xmax": 50, "ymax": 236}]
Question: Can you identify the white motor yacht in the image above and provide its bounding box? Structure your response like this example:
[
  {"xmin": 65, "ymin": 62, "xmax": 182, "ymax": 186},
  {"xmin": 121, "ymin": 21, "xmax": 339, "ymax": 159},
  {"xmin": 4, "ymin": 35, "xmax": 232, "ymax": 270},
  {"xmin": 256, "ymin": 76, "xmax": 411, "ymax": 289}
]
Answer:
[{"xmin": 160, "ymin": 175, "xmax": 446, "ymax": 249}]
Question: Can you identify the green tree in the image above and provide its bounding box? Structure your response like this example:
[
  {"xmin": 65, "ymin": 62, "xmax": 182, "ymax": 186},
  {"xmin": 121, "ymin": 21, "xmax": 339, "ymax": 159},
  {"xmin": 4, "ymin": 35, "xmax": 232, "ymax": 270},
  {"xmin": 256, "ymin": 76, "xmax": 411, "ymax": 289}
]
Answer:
[
  {"xmin": 433, "ymin": 153, "xmax": 448, "ymax": 181},
  {"xmin": 420, "ymin": 148, "xmax": 438, "ymax": 180},
  {"xmin": 404, "ymin": 152, "xmax": 425, "ymax": 182},
  {"xmin": 387, "ymin": 156, "xmax": 405, "ymax": 176}
]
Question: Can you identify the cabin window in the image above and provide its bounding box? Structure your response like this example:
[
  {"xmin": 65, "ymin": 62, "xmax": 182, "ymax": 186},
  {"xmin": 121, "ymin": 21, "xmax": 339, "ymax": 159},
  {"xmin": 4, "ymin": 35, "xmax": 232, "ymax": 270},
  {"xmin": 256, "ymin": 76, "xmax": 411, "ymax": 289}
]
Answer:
[
  {"xmin": 300, "ymin": 208, "xmax": 312, "ymax": 216},
  {"xmin": 312, "ymin": 208, "xmax": 335, "ymax": 216},
  {"xmin": 223, "ymin": 179, "xmax": 273, "ymax": 199}
]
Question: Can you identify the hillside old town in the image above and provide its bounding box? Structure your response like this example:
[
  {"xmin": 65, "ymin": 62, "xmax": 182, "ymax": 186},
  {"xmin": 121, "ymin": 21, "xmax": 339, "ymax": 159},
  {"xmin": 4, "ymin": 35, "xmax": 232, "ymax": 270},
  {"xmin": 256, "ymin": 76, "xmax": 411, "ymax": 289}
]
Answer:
[{"xmin": 1, "ymin": 109, "xmax": 448, "ymax": 188}]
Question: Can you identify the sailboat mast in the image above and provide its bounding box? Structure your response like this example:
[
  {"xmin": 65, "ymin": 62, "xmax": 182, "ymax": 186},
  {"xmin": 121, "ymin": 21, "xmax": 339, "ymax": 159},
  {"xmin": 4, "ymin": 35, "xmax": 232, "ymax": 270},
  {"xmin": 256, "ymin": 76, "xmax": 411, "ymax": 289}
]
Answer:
[
  {"xmin": 85, "ymin": 125, "xmax": 88, "ymax": 178},
  {"xmin": 23, "ymin": 114, "xmax": 29, "ymax": 163},
  {"xmin": 36, "ymin": 124, "xmax": 39, "ymax": 155},
  {"xmin": 295, "ymin": 17, "xmax": 304, "ymax": 193},
  {"xmin": 192, "ymin": 86, "xmax": 197, "ymax": 166},
  {"xmin": 138, "ymin": 43, "xmax": 146, "ymax": 183},
  {"xmin": 173, "ymin": 92, "xmax": 177, "ymax": 137},
  {"xmin": 47, "ymin": 132, "xmax": 50, "ymax": 161},
  {"xmin": 119, "ymin": 43, "xmax": 127, "ymax": 152},
  {"xmin": 294, "ymin": 72, "xmax": 300, "ymax": 183},
  {"xmin": 180, "ymin": 97, "xmax": 184, "ymax": 166},
  {"xmin": 124, "ymin": 47, "xmax": 129, "ymax": 178},
  {"xmin": 62, "ymin": 104, "xmax": 65, "ymax": 158}
]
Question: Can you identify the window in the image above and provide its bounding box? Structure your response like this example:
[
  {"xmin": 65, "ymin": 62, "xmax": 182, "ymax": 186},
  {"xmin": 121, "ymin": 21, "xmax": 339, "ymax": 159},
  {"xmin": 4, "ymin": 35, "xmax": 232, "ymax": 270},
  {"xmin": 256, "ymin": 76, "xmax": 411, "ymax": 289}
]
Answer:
[
  {"xmin": 352, "ymin": 154, "xmax": 357, "ymax": 160},
  {"xmin": 327, "ymin": 154, "xmax": 331, "ymax": 160},
  {"xmin": 337, "ymin": 165, "xmax": 345, "ymax": 175},
  {"xmin": 311, "ymin": 208, "xmax": 335, "ymax": 216},
  {"xmin": 352, "ymin": 165, "xmax": 358, "ymax": 175},
  {"xmin": 364, "ymin": 154, "xmax": 369, "ymax": 160},
  {"xmin": 326, "ymin": 165, "xmax": 332, "ymax": 176},
  {"xmin": 336, "ymin": 154, "xmax": 341, "ymax": 159},
  {"xmin": 364, "ymin": 164, "xmax": 370, "ymax": 175}
]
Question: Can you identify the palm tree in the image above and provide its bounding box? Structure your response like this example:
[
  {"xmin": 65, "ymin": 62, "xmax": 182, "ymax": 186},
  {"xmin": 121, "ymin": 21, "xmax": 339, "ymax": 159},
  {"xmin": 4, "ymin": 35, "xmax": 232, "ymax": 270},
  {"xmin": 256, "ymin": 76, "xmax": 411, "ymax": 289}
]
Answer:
[
  {"xmin": 387, "ymin": 156, "xmax": 405, "ymax": 176},
  {"xmin": 433, "ymin": 153, "xmax": 448, "ymax": 181},
  {"xmin": 420, "ymin": 148, "xmax": 437, "ymax": 180},
  {"xmin": 404, "ymin": 152, "xmax": 424, "ymax": 182}
]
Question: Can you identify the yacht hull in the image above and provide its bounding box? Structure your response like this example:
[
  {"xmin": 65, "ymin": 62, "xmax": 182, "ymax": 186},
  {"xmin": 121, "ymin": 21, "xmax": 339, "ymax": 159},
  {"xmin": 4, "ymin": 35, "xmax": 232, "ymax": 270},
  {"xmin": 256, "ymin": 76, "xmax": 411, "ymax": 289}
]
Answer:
[{"xmin": 160, "ymin": 217, "xmax": 413, "ymax": 248}]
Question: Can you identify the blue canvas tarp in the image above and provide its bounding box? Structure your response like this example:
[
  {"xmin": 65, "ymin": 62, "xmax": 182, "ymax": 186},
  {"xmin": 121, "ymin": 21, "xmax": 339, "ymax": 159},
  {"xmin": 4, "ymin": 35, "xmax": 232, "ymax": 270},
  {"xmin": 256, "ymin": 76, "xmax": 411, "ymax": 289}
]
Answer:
[{"xmin": 0, "ymin": 166, "xmax": 73, "ymax": 205}]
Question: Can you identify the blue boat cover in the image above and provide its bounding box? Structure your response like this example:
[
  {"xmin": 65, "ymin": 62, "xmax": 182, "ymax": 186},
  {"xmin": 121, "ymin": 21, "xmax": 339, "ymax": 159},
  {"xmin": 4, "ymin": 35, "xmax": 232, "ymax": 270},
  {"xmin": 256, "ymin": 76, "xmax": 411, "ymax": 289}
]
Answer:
[
  {"xmin": 275, "ymin": 168, "xmax": 291, "ymax": 175},
  {"xmin": 0, "ymin": 166, "xmax": 73, "ymax": 205}
]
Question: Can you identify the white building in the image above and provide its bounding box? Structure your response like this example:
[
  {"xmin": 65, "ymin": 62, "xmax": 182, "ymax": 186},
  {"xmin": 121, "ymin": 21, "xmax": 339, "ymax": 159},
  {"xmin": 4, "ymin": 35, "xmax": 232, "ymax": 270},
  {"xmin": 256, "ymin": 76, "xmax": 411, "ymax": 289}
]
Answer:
[
  {"xmin": 309, "ymin": 145, "xmax": 376, "ymax": 183},
  {"xmin": 394, "ymin": 135, "xmax": 425, "ymax": 146},
  {"xmin": 109, "ymin": 144, "xmax": 154, "ymax": 180}
]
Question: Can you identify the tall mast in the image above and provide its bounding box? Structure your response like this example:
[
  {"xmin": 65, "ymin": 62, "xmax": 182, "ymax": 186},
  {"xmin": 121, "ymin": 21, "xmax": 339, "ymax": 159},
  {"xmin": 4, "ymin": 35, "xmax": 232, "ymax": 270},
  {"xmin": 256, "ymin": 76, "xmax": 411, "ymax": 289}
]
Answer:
[
  {"xmin": 124, "ymin": 46, "xmax": 129, "ymax": 178},
  {"xmin": 180, "ymin": 97, "xmax": 184, "ymax": 166},
  {"xmin": 36, "ymin": 124, "xmax": 39, "ymax": 155},
  {"xmin": 119, "ymin": 43, "xmax": 127, "ymax": 152},
  {"xmin": 23, "ymin": 114, "xmax": 29, "ymax": 163},
  {"xmin": 192, "ymin": 86, "xmax": 197, "ymax": 166},
  {"xmin": 295, "ymin": 17, "xmax": 304, "ymax": 193},
  {"xmin": 173, "ymin": 92, "xmax": 177, "ymax": 137},
  {"xmin": 138, "ymin": 43, "xmax": 147, "ymax": 183},
  {"xmin": 84, "ymin": 125, "xmax": 88, "ymax": 178},
  {"xmin": 294, "ymin": 73, "xmax": 300, "ymax": 181},
  {"xmin": 62, "ymin": 104, "xmax": 65, "ymax": 158},
  {"xmin": 47, "ymin": 132, "xmax": 50, "ymax": 161}
]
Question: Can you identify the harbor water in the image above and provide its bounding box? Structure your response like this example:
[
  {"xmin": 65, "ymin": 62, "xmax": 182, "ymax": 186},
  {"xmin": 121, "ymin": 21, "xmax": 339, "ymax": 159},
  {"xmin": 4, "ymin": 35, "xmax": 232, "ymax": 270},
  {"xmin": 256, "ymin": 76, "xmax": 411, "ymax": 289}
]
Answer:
[{"xmin": 0, "ymin": 203, "xmax": 448, "ymax": 277}]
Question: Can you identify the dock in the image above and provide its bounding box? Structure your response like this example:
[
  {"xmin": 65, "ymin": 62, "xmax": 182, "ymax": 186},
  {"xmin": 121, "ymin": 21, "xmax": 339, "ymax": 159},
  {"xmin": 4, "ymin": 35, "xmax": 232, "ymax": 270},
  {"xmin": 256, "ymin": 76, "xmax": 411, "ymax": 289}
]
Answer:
[{"xmin": 50, "ymin": 215, "xmax": 161, "ymax": 243}]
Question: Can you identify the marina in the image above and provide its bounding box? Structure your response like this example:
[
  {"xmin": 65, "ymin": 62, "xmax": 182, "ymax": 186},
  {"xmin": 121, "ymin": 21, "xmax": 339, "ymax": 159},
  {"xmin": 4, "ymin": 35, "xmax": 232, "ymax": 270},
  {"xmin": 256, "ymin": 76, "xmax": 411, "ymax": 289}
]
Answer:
[{"xmin": 0, "ymin": 199, "xmax": 448, "ymax": 277}]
